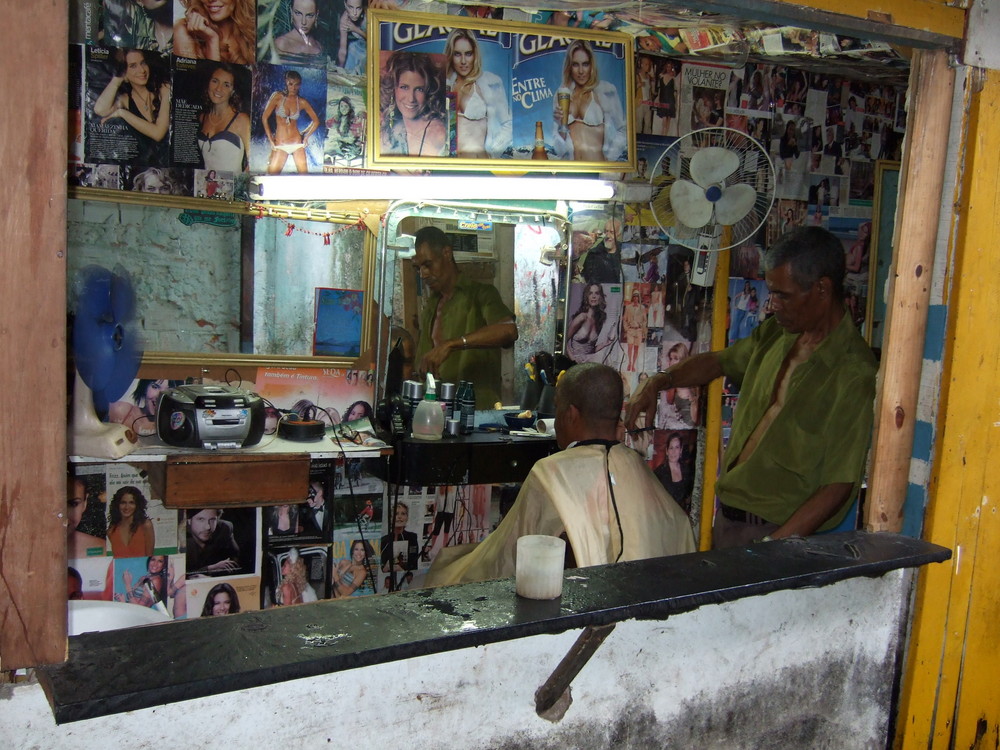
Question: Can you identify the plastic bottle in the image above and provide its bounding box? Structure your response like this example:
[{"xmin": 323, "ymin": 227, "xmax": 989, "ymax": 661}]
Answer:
[
  {"xmin": 454, "ymin": 381, "xmax": 469, "ymax": 422},
  {"xmin": 411, "ymin": 373, "xmax": 445, "ymax": 440},
  {"xmin": 461, "ymin": 380, "xmax": 476, "ymax": 434}
]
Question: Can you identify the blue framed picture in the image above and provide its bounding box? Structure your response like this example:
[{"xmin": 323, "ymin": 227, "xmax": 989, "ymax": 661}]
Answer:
[{"xmin": 314, "ymin": 288, "xmax": 364, "ymax": 357}]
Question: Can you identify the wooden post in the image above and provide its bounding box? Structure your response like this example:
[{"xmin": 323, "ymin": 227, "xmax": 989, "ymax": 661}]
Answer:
[
  {"xmin": 699, "ymin": 246, "xmax": 730, "ymax": 551},
  {"xmin": 0, "ymin": 0, "xmax": 69, "ymax": 668},
  {"xmin": 865, "ymin": 49, "xmax": 954, "ymax": 533}
]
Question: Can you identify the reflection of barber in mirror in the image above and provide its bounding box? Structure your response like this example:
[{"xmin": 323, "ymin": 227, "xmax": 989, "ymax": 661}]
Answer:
[{"xmin": 412, "ymin": 226, "xmax": 518, "ymax": 408}]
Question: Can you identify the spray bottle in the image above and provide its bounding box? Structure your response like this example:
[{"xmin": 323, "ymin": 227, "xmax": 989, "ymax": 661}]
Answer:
[{"xmin": 411, "ymin": 373, "xmax": 445, "ymax": 440}]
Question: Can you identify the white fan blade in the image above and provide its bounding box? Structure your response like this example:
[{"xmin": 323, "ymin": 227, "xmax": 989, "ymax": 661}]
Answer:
[
  {"xmin": 714, "ymin": 184, "xmax": 758, "ymax": 225},
  {"xmin": 690, "ymin": 147, "xmax": 740, "ymax": 187},
  {"xmin": 670, "ymin": 179, "xmax": 713, "ymax": 228}
]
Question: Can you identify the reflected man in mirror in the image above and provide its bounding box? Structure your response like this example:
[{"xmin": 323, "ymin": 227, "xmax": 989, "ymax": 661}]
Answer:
[
  {"xmin": 412, "ymin": 226, "xmax": 517, "ymax": 408},
  {"xmin": 625, "ymin": 227, "xmax": 877, "ymax": 548}
]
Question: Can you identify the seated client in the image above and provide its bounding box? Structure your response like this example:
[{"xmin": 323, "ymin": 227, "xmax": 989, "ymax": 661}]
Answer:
[{"xmin": 425, "ymin": 362, "xmax": 695, "ymax": 586}]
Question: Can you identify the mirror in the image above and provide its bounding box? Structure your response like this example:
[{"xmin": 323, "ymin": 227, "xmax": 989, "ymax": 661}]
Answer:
[
  {"xmin": 66, "ymin": 190, "xmax": 375, "ymax": 367},
  {"xmin": 377, "ymin": 201, "xmax": 566, "ymax": 408}
]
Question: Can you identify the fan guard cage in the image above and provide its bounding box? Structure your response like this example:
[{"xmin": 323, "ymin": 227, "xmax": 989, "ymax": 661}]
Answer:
[{"xmin": 649, "ymin": 126, "xmax": 775, "ymax": 252}]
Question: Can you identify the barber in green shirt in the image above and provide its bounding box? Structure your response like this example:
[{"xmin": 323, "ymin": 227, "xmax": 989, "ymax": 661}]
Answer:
[
  {"xmin": 625, "ymin": 227, "xmax": 876, "ymax": 548},
  {"xmin": 412, "ymin": 226, "xmax": 518, "ymax": 409}
]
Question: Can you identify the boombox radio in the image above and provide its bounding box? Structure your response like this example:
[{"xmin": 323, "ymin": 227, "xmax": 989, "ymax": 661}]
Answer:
[{"xmin": 157, "ymin": 384, "xmax": 265, "ymax": 450}]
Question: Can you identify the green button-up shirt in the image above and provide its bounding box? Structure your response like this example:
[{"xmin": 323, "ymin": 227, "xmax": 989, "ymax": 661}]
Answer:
[
  {"xmin": 416, "ymin": 276, "xmax": 515, "ymax": 409},
  {"xmin": 716, "ymin": 312, "xmax": 877, "ymax": 529}
]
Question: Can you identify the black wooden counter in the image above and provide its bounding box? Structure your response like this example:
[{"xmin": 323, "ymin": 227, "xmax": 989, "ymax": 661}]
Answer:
[
  {"xmin": 378, "ymin": 431, "xmax": 558, "ymax": 485},
  {"xmin": 37, "ymin": 531, "xmax": 949, "ymax": 724}
]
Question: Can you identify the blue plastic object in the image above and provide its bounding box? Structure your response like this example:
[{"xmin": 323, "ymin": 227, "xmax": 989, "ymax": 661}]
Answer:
[{"xmin": 73, "ymin": 265, "xmax": 142, "ymax": 414}]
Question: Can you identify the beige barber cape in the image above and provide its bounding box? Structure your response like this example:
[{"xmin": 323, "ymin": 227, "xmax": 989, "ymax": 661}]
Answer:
[{"xmin": 424, "ymin": 442, "xmax": 696, "ymax": 587}]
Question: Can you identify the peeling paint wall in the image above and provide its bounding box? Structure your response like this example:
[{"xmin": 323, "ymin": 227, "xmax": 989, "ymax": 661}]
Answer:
[
  {"xmin": 3, "ymin": 570, "xmax": 912, "ymax": 749},
  {"xmin": 67, "ymin": 201, "xmax": 241, "ymax": 354}
]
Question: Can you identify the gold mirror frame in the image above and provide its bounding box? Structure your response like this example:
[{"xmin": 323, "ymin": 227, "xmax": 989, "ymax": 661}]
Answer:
[{"xmin": 69, "ymin": 186, "xmax": 379, "ymax": 369}]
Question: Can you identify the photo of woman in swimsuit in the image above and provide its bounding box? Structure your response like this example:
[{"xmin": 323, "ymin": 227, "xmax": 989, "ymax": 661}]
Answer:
[
  {"xmin": 261, "ymin": 69, "xmax": 321, "ymax": 173},
  {"xmin": 378, "ymin": 51, "xmax": 447, "ymax": 157},
  {"xmin": 552, "ymin": 40, "xmax": 627, "ymax": 162},
  {"xmin": 444, "ymin": 29, "xmax": 511, "ymax": 159},
  {"xmin": 198, "ymin": 62, "xmax": 250, "ymax": 173},
  {"xmin": 331, "ymin": 539, "xmax": 374, "ymax": 598}
]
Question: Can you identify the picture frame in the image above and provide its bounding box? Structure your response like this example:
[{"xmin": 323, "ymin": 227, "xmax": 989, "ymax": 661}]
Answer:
[
  {"xmin": 368, "ymin": 10, "xmax": 635, "ymax": 172},
  {"xmin": 313, "ymin": 288, "xmax": 366, "ymax": 357}
]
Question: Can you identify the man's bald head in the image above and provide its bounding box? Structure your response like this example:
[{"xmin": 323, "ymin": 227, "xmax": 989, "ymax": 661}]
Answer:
[{"xmin": 558, "ymin": 363, "xmax": 622, "ymax": 424}]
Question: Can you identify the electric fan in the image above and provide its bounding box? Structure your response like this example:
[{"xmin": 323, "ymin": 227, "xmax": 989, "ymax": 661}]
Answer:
[
  {"xmin": 649, "ymin": 126, "xmax": 775, "ymax": 253},
  {"xmin": 70, "ymin": 265, "xmax": 143, "ymax": 459}
]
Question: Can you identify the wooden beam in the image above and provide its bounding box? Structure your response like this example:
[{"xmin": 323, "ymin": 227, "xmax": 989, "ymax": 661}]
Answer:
[
  {"xmin": 865, "ymin": 49, "xmax": 954, "ymax": 533},
  {"xmin": 0, "ymin": 0, "xmax": 69, "ymax": 669},
  {"xmin": 647, "ymin": 0, "xmax": 964, "ymax": 47},
  {"xmin": 699, "ymin": 248, "xmax": 730, "ymax": 551}
]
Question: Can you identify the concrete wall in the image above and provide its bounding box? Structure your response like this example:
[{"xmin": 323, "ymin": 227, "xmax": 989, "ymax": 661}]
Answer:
[{"xmin": 4, "ymin": 569, "xmax": 911, "ymax": 749}]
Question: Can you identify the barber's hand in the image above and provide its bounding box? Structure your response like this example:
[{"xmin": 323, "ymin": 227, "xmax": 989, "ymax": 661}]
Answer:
[
  {"xmin": 624, "ymin": 371, "xmax": 669, "ymax": 431},
  {"xmin": 417, "ymin": 341, "xmax": 456, "ymax": 379}
]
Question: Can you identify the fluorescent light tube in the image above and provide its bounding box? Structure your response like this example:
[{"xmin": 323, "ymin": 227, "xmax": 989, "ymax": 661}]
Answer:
[{"xmin": 249, "ymin": 174, "xmax": 617, "ymax": 202}]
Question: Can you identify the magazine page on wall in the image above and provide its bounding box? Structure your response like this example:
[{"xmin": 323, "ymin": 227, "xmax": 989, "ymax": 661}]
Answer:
[
  {"xmin": 85, "ymin": 46, "xmax": 172, "ymax": 167},
  {"xmin": 323, "ymin": 79, "xmax": 368, "ymax": 171},
  {"xmin": 251, "ymin": 61, "xmax": 328, "ymax": 173},
  {"xmin": 172, "ymin": 57, "xmax": 252, "ymax": 199}
]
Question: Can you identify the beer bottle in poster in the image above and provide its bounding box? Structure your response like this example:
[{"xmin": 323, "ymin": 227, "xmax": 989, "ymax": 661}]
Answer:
[{"xmin": 531, "ymin": 122, "xmax": 548, "ymax": 160}]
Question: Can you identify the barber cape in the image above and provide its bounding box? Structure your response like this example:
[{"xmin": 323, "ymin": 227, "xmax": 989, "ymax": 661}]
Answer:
[{"xmin": 424, "ymin": 442, "xmax": 696, "ymax": 587}]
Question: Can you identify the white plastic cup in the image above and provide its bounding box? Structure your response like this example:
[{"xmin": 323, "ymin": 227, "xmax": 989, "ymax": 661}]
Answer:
[{"xmin": 516, "ymin": 535, "xmax": 566, "ymax": 599}]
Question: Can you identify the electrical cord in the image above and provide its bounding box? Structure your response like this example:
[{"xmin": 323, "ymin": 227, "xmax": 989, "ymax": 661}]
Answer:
[{"xmin": 605, "ymin": 444, "xmax": 625, "ymax": 563}]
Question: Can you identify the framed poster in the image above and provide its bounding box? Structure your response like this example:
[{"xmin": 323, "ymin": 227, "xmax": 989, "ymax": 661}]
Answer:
[{"xmin": 368, "ymin": 10, "xmax": 635, "ymax": 172}]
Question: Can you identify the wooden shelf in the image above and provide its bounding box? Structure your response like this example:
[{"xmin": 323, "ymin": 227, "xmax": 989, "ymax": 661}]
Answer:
[{"xmin": 69, "ymin": 435, "xmax": 390, "ymax": 508}]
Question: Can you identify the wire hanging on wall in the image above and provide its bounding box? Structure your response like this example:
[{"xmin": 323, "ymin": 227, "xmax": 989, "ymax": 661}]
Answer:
[{"xmin": 262, "ymin": 214, "xmax": 368, "ymax": 246}]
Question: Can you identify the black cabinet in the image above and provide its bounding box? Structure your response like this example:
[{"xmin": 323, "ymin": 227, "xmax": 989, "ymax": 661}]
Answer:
[{"xmin": 380, "ymin": 433, "xmax": 557, "ymax": 486}]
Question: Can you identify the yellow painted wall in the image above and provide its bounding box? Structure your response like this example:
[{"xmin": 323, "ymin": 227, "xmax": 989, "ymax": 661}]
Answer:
[
  {"xmin": 787, "ymin": 0, "xmax": 964, "ymax": 38},
  {"xmin": 896, "ymin": 67, "xmax": 1000, "ymax": 749},
  {"xmin": 788, "ymin": 3, "xmax": 1000, "ymax": 746}
]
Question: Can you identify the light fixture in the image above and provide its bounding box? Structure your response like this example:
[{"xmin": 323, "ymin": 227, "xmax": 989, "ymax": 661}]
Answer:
[{"xmin": 250, "ymin": 174, "xmax": 618, "ymax": 202}]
